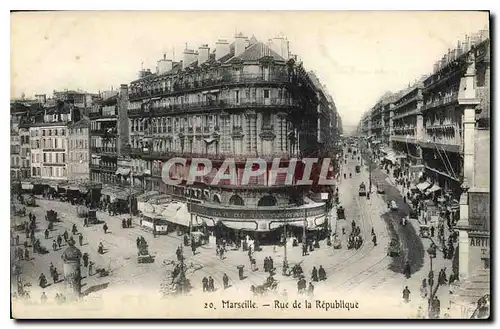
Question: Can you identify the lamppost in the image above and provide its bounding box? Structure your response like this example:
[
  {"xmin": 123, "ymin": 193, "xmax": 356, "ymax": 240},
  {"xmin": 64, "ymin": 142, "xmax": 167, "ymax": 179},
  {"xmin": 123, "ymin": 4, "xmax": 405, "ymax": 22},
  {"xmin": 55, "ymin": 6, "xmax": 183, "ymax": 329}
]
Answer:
[{"xmin": 427, "ymin": 243, "xmax": 437, "ymax": 318}]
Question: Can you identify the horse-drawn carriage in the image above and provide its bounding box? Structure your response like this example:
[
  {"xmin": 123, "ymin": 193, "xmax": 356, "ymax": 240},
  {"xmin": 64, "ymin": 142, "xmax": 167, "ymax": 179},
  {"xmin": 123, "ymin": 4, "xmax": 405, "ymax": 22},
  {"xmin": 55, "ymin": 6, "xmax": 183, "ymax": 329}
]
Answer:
[
  {"xmin": 45, "ymin": 210, "xmax": 58, "ymax": 222},
  {"xmin": 24, "ymin": 195, "xmax": 36, "ymax": 207},
  {"xmin": 250, "ymin": 275, "xmax": 279, "ymax": 296}
]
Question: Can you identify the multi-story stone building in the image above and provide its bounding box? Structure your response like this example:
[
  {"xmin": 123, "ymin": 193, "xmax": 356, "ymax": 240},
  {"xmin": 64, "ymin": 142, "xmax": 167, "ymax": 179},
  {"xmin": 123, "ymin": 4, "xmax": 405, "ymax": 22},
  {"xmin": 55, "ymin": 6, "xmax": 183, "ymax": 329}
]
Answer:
[
  {"xmin": 29, "ymin": 101, "xmax": 83, "ymax": 183},
  {"xmin": 10, "ymin": 102, "xmax": 30, "ymax": 180},
  {"xmin": 121, "ymin": 34, "xmax": 341, "ymax": 240},
  {"xmin": 89, "ymin": 86, "xmax": 129, "ymax": 185},
  {"xmin": 359, "ymin": 29, "xmax": 490, "ymax": 286},
  {"xmin": 67, "ymin": 118, "xmax": 90, "ymax": 182}
]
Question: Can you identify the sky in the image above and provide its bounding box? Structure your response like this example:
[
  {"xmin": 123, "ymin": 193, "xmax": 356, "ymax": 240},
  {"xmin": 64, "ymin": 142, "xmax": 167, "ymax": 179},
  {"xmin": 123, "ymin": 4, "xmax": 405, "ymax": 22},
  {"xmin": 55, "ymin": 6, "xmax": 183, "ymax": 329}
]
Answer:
[{"xmin": 10, "ymin": 11, "xmax": 489, "ymax": 127}]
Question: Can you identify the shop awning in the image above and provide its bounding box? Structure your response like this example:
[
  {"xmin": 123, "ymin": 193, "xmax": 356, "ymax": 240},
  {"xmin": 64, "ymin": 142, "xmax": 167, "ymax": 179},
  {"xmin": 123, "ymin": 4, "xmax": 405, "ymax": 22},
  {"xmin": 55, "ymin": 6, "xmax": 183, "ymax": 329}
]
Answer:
[
  {"xmin": 425, "ymin": 185, "xmax": 442, "ymax": 195},
  {"xmin": 161, "ymin": 202, "xmax": 192, "ymax": 227},
  {"xmin": 137, "ymin": 190, "xmax": 159, "ymax": 202},
  {"xmin": 204, "ymin": 137, "xmax": 216, "ymax": 144},
  {"xmin": 416, "ymin": 181, "xmax": 431, "ymax": 191},
  {"xmin": 115, "ymin": 168, "xmax": 131, "ymax": 176},
  {"xmin": 385, "ymin": 155, "xmax": 397, "ymax": 164}
]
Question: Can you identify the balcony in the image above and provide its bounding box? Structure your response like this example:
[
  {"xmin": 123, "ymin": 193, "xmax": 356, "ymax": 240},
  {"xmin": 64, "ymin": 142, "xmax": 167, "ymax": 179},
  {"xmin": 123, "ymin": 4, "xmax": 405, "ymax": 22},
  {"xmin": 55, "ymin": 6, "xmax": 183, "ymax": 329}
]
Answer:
[
  {"xmin": 90, "ymin": 147, "xmax": 118, "ymax": 155},
  {"xmin": 127, "ymin": 97, "xmax": 300, "ymax": 118},
  {"xmin": 90, "ymin": 164, "xmax": 117, "ymax": 172},
  {"xmin": 423, "ymin": 92, "xmax": 459, "ymax": 112},
  {"xmin": 129, "ymin": 72, "xmax": 291, "ymax": 101},
  {"xmin": 89, "ymin": 110, "xmax": 118, "ymax": 119},
  {"xmin": 90, "ymin": 128, "xmax": 118, "ymax": 136}
]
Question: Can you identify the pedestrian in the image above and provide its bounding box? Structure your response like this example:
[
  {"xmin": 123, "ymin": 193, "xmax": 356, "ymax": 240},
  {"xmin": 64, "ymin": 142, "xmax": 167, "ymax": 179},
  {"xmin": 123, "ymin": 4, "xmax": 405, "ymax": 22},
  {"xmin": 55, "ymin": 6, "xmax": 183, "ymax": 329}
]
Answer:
[
  {"xmin": 402, "ymin": 286, "xmax": 410, "ymax": 303},
  {"xmin": 307, "ymin": 282, "xmax": 315, "ymax": 297},
  {"xmin": 269, "ymin": 257, "xmax": 274, "ymax": 271},
  {"xmin": 41, "ymin": 292, "xmax": 48, "ymax": 303},
  {"xmin": 302, "ymin": 243, "xmax": 307, "ymax": 256},
  {"xmin": 63, "ymin": 230, "xmax": 69, "ymax": 242},
  {"xmin": 44, "ymin": 229, "xmax": 49, "ymax": 240},
  {"xmin": 24, "ymin": 248, "xmax": 30, "ymax": 261},
  {"xmin": 420, "ymin": 279, "xmax": 428, "ymax": 298},
  {"xmin": 72, "ymin": 224, "xmax": 78, "ymax": 235},
  {"xmin": 318, "ymin": 265, "xmax": 326, "ymax": 281},
  {"xmin": 39, "ymin": 273, "xmax": 47, "ymax": 288},
  {"xmin": 208, "ymin": 276, "xmax": 214, "ymax": 292},
  {"xmin": 223, "ymin": 273, "xmax": 229, "ymax": 289},
  {"xmin": 127, "ymin": 218, "xmax": 132, "ymax": 228},
  {"xmin": 122, "ymin": 218, "xmax": 127, "ymax": 229},
  {"xmin": 98, "ymin": 242, "xmax": 104, "ymax": 254},
  {"xmin": 88, "ymin": 261, "xmax": 94, "ymax": 276},
  {"xmin": 15, "ymin": 235, "xmax": 19, "ymax": 246},
  {"xmin": 83, "ymin": 253, "xmax": 89, "ymax": 267},
  {"xmin": 202, "ymin": 277, "xmax": 208, "ymax": 292},
  {"xmin": 53, "ymin": 268, "xmax": 59, "ymax": 284},
  {"xmin": 191, "ymin": 240, "xmax": 196, "ymax": 256},
  {"xmin": 84, "ymin": 217, "xmax": 88, "ymax": 227},
  {"xmin": 103, "ymin": 223, "xmax": 108, "ymax": 234},
  {"xmin": 311, "ymin": 266, "xmax": 318, "ymax": 282},
  {"xmin": 430, "ymin": 226, "xmax": 435, "ymax": 237},
  {"xmin": 79, "ymin": 234, "xmax": 83, "ymax": 246},
  {"xmin": 432, "ymin": 296, "xmax": 441, "ymax": 318}
]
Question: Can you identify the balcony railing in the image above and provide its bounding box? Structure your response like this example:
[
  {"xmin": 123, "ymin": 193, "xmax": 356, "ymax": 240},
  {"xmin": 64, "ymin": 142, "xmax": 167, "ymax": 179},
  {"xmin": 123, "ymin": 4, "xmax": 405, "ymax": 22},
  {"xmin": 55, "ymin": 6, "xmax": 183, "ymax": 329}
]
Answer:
[
  {"xmin": 90, "ymin": 147, "xmax": 118, "ymax": 154},
  {"xmin": 423, "ymin": 92, "xmax": 459, "ymax": 112},
  {"xmin": 90, "ymin": 164, "xmax": 117, "ymax": 172},
  {"xmin": 129, "ymin": 72, "xmax": 291, "ymax": 100},
  {"xmin": 89, "ymin": 111, "xmax": 118, "ymax": 119},
  {"xmin": 90, "ymin": 128, "xmax": 117, "ymax": 136},
  {"xmin": 128, "ymin": 97, "xmax": 300, "ymax": 117}
]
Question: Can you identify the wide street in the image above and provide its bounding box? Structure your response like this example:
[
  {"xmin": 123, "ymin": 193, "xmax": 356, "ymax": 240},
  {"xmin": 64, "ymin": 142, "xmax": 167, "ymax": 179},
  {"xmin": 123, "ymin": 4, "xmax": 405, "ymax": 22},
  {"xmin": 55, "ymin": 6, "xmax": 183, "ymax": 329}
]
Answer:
[{"xmin": 11, "ymin": 146, "xmax": 452, "ymax": 318}]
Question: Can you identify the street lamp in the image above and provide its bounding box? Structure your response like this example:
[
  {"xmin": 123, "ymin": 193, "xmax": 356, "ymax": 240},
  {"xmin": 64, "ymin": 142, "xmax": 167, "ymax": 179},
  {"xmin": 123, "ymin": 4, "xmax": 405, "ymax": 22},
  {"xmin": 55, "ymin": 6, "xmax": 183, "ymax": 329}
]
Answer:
[{"xmin": 427, "ymin": 243, "xmax": 437, "ymax": 318}]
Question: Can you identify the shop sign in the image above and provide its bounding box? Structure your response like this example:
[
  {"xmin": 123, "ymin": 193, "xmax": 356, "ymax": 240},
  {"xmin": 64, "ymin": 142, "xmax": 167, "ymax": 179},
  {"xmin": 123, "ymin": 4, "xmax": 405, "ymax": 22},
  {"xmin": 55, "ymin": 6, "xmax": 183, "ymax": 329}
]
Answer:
[
  {"xmin": 190, "ymin": 203, "xmax": 326, "ymax": 220},
  {"xmin": 469, "ymin": 236, "xmax": 489, "ymax": 248},
  {"xmin": 469, "ymin": 192, "xmax": 490, "ymax": 231}
]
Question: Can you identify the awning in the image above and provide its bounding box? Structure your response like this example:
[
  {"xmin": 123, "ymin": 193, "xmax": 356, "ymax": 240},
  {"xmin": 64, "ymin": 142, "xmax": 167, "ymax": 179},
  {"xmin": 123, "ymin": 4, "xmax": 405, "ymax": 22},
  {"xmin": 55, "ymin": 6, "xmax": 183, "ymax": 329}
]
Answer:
[
  {"xmin": 385, "ymin": 155, "xmax": 397, "ymax": 164},
  {"xmin": 161, "ymin": 202, "xmax": 192, "ymax": 227},
  {"xmin": 320, "ymin": 193, "xmax": 329, "ymax": 200},
  {"xmin": 115, "ymin": 168, "xmax": 131, "ymax": 176},
  {"xmin": 425, "ymin": 185, "xmax": 442, "ymax": 195},
  {"xmin": 416, "ymin": 181, "xmax": 431, "ymax": 191},
  {"xmin": 204, "ymin": 137, "xmax": 216, "ymax": 144}
]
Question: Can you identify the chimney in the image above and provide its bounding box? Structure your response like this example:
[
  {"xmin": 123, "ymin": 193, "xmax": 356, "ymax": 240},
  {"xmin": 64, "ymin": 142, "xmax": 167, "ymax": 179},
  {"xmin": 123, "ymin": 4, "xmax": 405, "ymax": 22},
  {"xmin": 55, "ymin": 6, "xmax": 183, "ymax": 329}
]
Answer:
[
  {"xmin": 215, "ymin": 39, "xmax": 230, "ymax": 61},
  {"xmin": 198, "ymin": 44, "xmax": 210, "ymax": 63},
  {"xmin": 456, "ymin": 40, "xmax": 463, "ymax": 57},
  {"xmin": 157, "ymin": 53, "xmax": 173, "ymax": 75},
  {"xmin": 268, "ymin": 38, "xmax": 280, "ymax": 56},
  {"xmin": 234, "ymin": 33, "xmax": 247, "ymax": 57},
  {"xmin": 182, "ymin": 48, "xmax": 198, "ymax": 69}
]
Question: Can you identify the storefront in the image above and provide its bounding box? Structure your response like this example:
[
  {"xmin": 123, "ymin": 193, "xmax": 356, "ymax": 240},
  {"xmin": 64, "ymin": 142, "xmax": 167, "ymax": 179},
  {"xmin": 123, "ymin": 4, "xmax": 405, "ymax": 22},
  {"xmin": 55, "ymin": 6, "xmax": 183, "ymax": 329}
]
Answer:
[{"xmin": 189, "ymin": 202, "xmax": 327, "ymax": 233}]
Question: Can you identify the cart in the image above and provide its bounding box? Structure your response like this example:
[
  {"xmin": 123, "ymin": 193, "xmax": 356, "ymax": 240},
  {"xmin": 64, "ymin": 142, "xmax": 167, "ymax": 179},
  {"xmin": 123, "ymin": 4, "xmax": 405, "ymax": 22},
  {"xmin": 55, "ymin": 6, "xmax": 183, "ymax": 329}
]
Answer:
[
  {"xmin": 387, "ymin": 239, "xmax": 401, "ymax": 257},
  {"xmin": 390, "ymin": 200, "xmax": 398, "ymax": 210}
]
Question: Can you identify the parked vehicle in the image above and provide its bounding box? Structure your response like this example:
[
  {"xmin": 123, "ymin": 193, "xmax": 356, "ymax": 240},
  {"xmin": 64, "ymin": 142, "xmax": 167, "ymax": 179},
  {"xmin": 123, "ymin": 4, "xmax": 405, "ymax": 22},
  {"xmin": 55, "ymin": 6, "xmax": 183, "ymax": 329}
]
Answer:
[
  {"xmin": 359, "ymin": 183, "xmax": 367, "ymax": 197},
  {"xmin": 355, "ymin": 165, "xmax": 360, "ymax": 173}
]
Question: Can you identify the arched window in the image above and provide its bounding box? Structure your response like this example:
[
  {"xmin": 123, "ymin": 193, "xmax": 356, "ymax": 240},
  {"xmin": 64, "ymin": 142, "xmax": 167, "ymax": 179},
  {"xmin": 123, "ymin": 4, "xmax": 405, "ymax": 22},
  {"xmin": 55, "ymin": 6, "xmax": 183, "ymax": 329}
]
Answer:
[
  {"xmin": 258, "ymin": 195, "xmax": 277, "ymax": 207},
  {"xmin": 213, "ymin": 194, "xmax": 221, "ymax": 203},
  {"xmin": 229, "ymin": 194, "xmax": 244, "ymax": 206}
]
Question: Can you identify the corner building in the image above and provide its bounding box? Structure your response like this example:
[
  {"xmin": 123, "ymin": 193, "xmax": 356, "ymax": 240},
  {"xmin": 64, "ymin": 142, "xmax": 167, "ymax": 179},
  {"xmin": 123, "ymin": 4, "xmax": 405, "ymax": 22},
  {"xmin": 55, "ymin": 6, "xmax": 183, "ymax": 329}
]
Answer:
[{"xmin": 125, "ymin": 34, "xmax": 340, "ymax": 242}]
